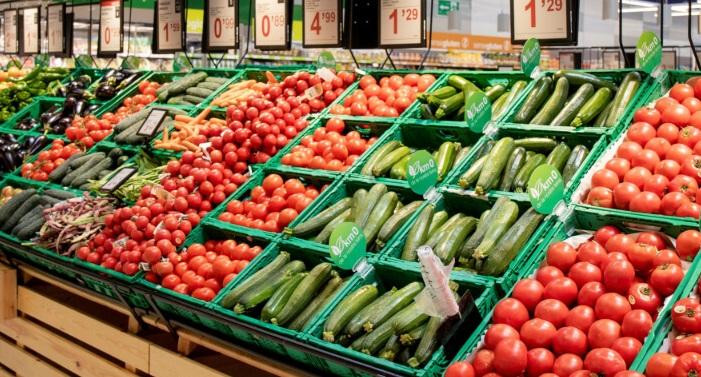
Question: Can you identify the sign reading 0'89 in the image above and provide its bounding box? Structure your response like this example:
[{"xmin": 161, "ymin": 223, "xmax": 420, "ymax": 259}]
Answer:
[{"xmin": 254, "ymin": 0, "xmax": 292, "ymax": 50}]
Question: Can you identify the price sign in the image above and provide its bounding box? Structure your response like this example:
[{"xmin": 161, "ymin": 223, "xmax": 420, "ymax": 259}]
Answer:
[
  {"xmin": 137, "ymin": 109, "xmax": 168, "ymax": 137},
  {"xmin": 98, "ymin": 0, "xmax": 123, "ymax": 57},
  {"xmin": 47, "ymin": 4, "xmax": 67, "ymax": 55},
  {"xmin": 101, "ymin": 167, "xmax": 137, "ymax": 193},
  {"xmin": 203, "ymin": 0, "xmax": 238, "ymax": 52},
  {"xmin": 20, "ymin": 7, "xmax": 40, "ymax": 55},
  {"xmin": 155, "ymin": 0, "xmax": 185, "ymax": 53},
  {"xmin": 303, "ymin": 0, "xmax": 341, "ymax": 48},
  {"xmin": 378, "ymin": 0, "xmax": 426, "ymax": 48},
  {"xmin": 254, "ymin": 0, "xmax": 291, "ymax": 50},
  {"xmin": 3, "ymin": 9, "xmax": 18, "ymax": 54},
  {"xmin": 510, "ymin": 0, "xmax": 574, "ymax": 45}
]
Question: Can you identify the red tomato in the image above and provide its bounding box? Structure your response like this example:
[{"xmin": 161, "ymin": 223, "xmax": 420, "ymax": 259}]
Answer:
[
  {"xmin": 493, "ymin": 298, "xmax": 529, "ymax": 331},
  {"xmin": 544, "ymin": 277, "xmax": 579, "ymax": 306},
  {"xmin": 668, "ymin": 144, "xmax": 694, "ymax": 165},
  {"xmin": 656, "ymin": 159, "xmax": 682, "ymax": 180},
  {"xmin": 592, "ymin": 169, "xmax": 621, "ymax": 190},
  {"xmin": 535, "ymin": 266, "xmax": 565, "ymax": 287},
  {"xmin": 578, "ymin": 281, "xmax": 607, "ymax": 307},
  {"xmin": 606, "ymin": 158, "xmax": 632, "ymax": 179},
  {"xmin": 677, "ymin": 230, "xmax": 701, "ymax": 261},
  {"xmin": 473, "ymin": 350, "xmax": 495, "ymax": 376},
  {"xmin": 661, "ymin": 192, "xmax": 691, "ymax": 215},
  {"xmin": 653, "ymin": 248, "xmax": 682, "ymax": 267},
  {"xmin": 650, "ymin": 263, "xmax": 684, "ymax": 297},
  {"xmin": 534, "ymin": 299, "xmax": 569, "ymax": 328},
  {"xmin": 511, "ymin": 279, "xmax": 544, "ymax": 312},
  {"xmin": 568, "ymin": 261, "xmax": 602, "ymax": 287},
  {"xmin": 553, "ymin": 354, "xmax": 583, "ymax": 377},
  {"xmin": 519, "ymin": 318, "xmax": 556, "ymax": 349},
  {"xmin": 623, "ymin": 167, "xmax": 652, "ymax": 190},
  {"xmin": 603, "ymin": 260, "xmax": 636, "ymax": 294},
  {"xmin": 588, "ymin": 319, "xmax": 621, "ymax": 348},
  {"xmin": 672, "ymin": 298, "xmax": 701, "ymax": 333},
  {"xmin": 621, "ymin": 309, "xmax": 653, "ymax": 342},
  {"xmin": 595, "ymin": 292, "xmax": 632, "ymax": 322},
  {"xmin": 577, "ymin": 241, "xmax": 608, "ymax": 267},
  {"xmin": 627, "ymin": 122, "xmax": 657, "ymax": 145},
  {"xmin": 613, "ymin": 182, "xmax": 641, "ymax": 210},
  {"xmin": 684, "ymin": 97, "xmax": 701, "ymax": 114},
  {"xmin": 445, "ymin": 362, "xmax": 475, "ymax": 377},
  {"xmin": 658, "ymin": 123, "xmax": 681, "ymax": 143},
  {"xmin": 627, "ymin": 243, "xmax": 657, "ymax": 272},
  {"xmin": 657, "ymin": 97, "xmax": 680, "ymax": 115},
  {"xmin": 604, "ymin": 233, "xmax": 636, "ymax": 254},
  {"xmin": 646, "ymin": 352, "xmax": 678, "ymax": 377},
  {"xmin": 671, "ymin": 334, "xmax": 701, "ymax": 356},
  {"xmin": 643, "ymin": 174, "xmax": 670, "ymax": 198},
  {"xmin": 546, "ymin": 242, "xmax": 578, "ymax": 273},
  {"xmin": 526, "ymin": 348, "xmax": 554, "ymax": 377},
  {"xmin": 646, "ymin": 138, "xmax": 672, "ymax": 159},
  {"xmin": 628, "ymin": 282, "xmax": 661, "ymax": 314},
  {"xmin": 676, "ymin": 202, "xmax": 701, "ymax": 218},
  {"xmin": 584, "ymin": 348, "xmax": 627, "ymax": 376},
  {"xmin": 493, "ymin": 339, "xmax": 527, "ymax": 377},
  {"xmin": 671, "ymin": 83, "xmax": 696, "ymax": 102},
  {"xmin": 631, "ymin": 148, "xmax": 660, "ymax": 170},
  {"xmin": 617, "ymin": 141, "xmax": 643, "ymax": 161},
  {"xmin": 634, "ymin": 107, "xmax": 662, "ymax": 127},
  {"xmin": 484, "ymin": 324, "xmax": 520, "ymax": 350},
  {"xmin": 595, "ymin": 226, "xmax": 622, "ymax": 247},
  {"xmin": 670, "ymin": 352, "xmax": 701, "ymax": 377},
  {"xmin": 566, "ymin": 305, "xmax": 596, "ymax": 333},
  {"xmin": 629, "ymin": 191, "xmax": 662, "ymax": 213}
]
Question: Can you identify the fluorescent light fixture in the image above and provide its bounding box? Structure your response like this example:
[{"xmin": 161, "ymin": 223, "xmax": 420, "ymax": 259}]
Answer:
[
  {"xmin": 671, "ymin": 4, "xmax": 701, "ymax": 12},
  {"xmin": 622, "ymin": 0, "xmax": 658, "ymax": 6},
  {"xmin": 672, "ymin": 11, "xmax": 701, "ymax": 16},
  {"xmin": 622, "ymin": 7, "xmax": 658, "ymax": 13}
]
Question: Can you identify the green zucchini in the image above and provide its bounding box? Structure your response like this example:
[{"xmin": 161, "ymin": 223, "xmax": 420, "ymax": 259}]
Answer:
[
  {"xmin": 570, "ymin": 87, "xmax": 612, "ymax": 127},
  {"xmin": 408, "ymin": 316, "xmax": 443, "ymax": 367},
  {"xmin": 480, "ymin": 208, "xmax": 545, "ymax": 275},
  {"xmin": 491, "ymin": 92, "xmax": 510, "ymax": 120},
  {"xmin": 289, "ymin": 198, "xmax": 352, "ymax": 237},
  {"xmin": 456, "ymin": 146, "xmax": 472, "ymax": 165},
  {"xmin": 554, "ymin": 70, "xmax": 618, "ymax": 91},
  {"xmin": 419, "ymin": 104, "xmax": 436, "ymax": 120},
  {"xmin": 472, "ymin": 200, "xmax": 520, "ymax": 266},
  {"xmin": 261, "ymin": 272, "xmax": 306, "ymax": 322},
  {"xmin": 514, "ymin": 137, "xmax": 558, "ymax": 152},
  {"xmin": 234, "ymin": 260, "xmax": 306, "ymax": 313},
  {"xmin": 435, "ymin": 141, "xmax": 458, "ymax": 181},
  {"xmin": 435, "ymin": 217, "xmax": 478, "ymax": 264},
  {"xmin": 513, "ymin": 154, "xmax": 547, "ymax": 193},
  {"xmin": 313, "ymin": 208, "xmax": 352, "ymax": 244},
  {"xmin": 545, "ymin": 143, "xmax": 572, "ymax": 173},
  {"xmin": 549, "ymin": 83, "xmax": 595, "ymax": 127},
  {"xmin": 0, "ymin": 189, "xmax": 36, "ymax": 222},
  {"xmin": 496, "ymin": 80, "xmax": 528, "ymax": 118},
  {"xmin": 435, "ymin": 92, "xmax": 465, "ymax": 119},
  {"xmin": 324, "ymin": 284, "xmax": 379, "ymax": 342},
  {"xmin": 355, "ymin": 184, "xmax": 388, "ymax": 229},
  {"xmin": 530, "ymin": 77, "xmax": 569, "ymax": 125},
  {"xmin": 485, "ymin": 84, "xmax": 506, "ymax": 102},
  {"xmin": 363, "ymin": 192, "xmax": 399, "ymax": 245},
  {"xmin": 372, "ymin": 146, "xmax": 411, "ymax": 177},
  {"xmin": 447, "ymin": 75, "xmax": 480, "ymax": 93},
  {"xmin": 363, "ymin": 282, "xmax": 423, "ymax": 333},
  {"xmin": 604, "ymin": 72, "xmax": 641, "ymax": 127},
  {"xmin": 475, "ymin": 137, "xmax": 515, "ymax": 195},
  {"xmin": 349, "ymin": 189, "xmax": 368, "ymax": 222},
  {"xmin": 426, "ymin": 210, "xmax": 448, "ymax": 239},
  {"xmin": 458, "ymin": 154, "xmax": 487, "ymax": 189},
  {"xmin": 349, "ymin": 334, "xmax": 368, "ymax": 350},
  {"xmin": 389, "ymin": 154, "xmax": 411, "ymax": 179},
  {"xmin": 379, "ymin": 334, "xmax": 401, "ymax": 361},
  {"xmin": 272, "ymin": 263, "xmax": 333, "ymax": 326},
  {"xmin": 514, "ymin": 76, "xmax": 553, "ymax": 123},
  {"xmin": 400, "ymin": 323, "xmax": 427, "ymax": 346},
  {"xmin": 362, "ymin": 141, "xmax": 400, "ymax": 175},
  {"xmin": 425, "ymin": 213, "xmax": 465, "ymax": 249},
  {"xmin": 418, "ymin": 86, "xmax": 457, "ymax": 103},
  {"xmin": 401, "ymin": 204, "xmax": 434, "ymax": 261},
  {"xmin": 345, "ymin": 288, "xmax": 396, "ymax": 337},
  {"xmin": 360, "ymin": 313, "xmax": 397, "ymax": 355},
  {"xmin": 593, "ymin": 100, "xmax": 614, "ymax": 127},
  {"xmin": 288, "ymin": 274, "xmax": 344, "ymax": 331},
  {"xmin": 458, "ymin": 197, "xmax": 509, "ymax": 262},
  {"xmin": 499, "ymin": 147, "xmax": 527, "ymax": 192},
  {"xmin": 377, "ymin": 201, "xmax": 422, "ymax": 247},
  {"xmin": 562, "ymin": 145, "xmax": 590, "ymax": 184}
]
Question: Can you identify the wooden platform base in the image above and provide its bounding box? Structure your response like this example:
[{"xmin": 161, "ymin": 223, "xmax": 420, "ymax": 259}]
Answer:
[{"xmin": 0, "ymin": 263, "xmax": 317, "ymax": 377}]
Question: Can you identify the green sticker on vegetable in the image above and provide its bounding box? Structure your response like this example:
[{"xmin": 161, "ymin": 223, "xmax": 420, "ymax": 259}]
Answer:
[
  {"xmin": 329, "ymin": 222, "xmax": 366, "ymax": 270},
  {"xmin": 636, "ymin": 31, "xmax": 661, "ymax": 75},
  {"xmin": 407, "ymin": 150, "xmax": 438, "ymax": 195},
  {"xmin": 464, "ymin": 91, "xmax": 491, "ymax": 133},
  {"xmin": 527, "ymin": 164, "xmax": 564, "ymax": 214},
  {"xmin": 521, "ymin": 38, "xmax": 541, "ymax": 77}
]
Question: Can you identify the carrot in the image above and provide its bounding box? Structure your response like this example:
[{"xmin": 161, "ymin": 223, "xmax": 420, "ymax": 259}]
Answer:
[
  {"xmin": 174, "ymin": 114, "xmax": 193, "ymax": 123},
  {"xmin": 182, "ymin": 141, "xmax": 199, "ymax": 151},
  {"xmin": 188, "ymin": 107, "xmax": 211, "ymax": 127},
  {"xmin": 209, "ymin": 118, "xmax": 226, "ymax": 126}
]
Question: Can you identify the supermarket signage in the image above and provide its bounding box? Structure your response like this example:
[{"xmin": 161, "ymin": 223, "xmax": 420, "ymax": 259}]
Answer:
[
  {"xmin": 438, "ymin": 0, "xmax": 459, "ymax": 15},
  {"xmin": 329, "ymin": 222, "xmax": 366, "ymax": 270},
  {"xmin": 137, "ymin": 109, "xmax": 168, "ymax": 137},
  {"xmin": 378, "ymin": 0, "xmax": 427, "ymax": 48},
  {"xmin": 3, "ymin": 9, "xmax": 18, "ymax": 54},
  {"xmin": 636, "ymin": 31, "xmax": 661, "ymax": 75},
  {"xmin": 527, "ymin": 164, "xmax": 564, "ymax": 214},
  {"xmin": 303, "ymin": 0, "xmax": 342, "ymax": 48},
  {"xmin": 98, "ymin": 0, "xmax": 123, "ymax": 57},
  {"xmin": 101, "ymin": 167, "xmax": 138, "ymax": 193},
  {"xmin": 510, "ymin": 0, "xmax": 575, "ymax": 45},
  {"xmin": 19, "ymin": 7, "xmax": 40, "ymax": 55},
  {"xmin": 465, "ymin": 91, "xmax": 491, "ymax": 133},
  {"xmin": 407, "ymin": 150, "xmax": 438, "ymax": 195},
  {"xmin": 254, "ymin": 0, "xmax": 292, "ymax": 50},
  {"xmin": 521, "ymin": 38, "xmax": 541, "ymax": 77},
  {"xmin": 203, "ymin": 0, "xmax": 239, "ymax": 52},
  {"xmin": 154, "ymin": 0, "xmax": 186, "ymax": 53},
  {"xmin": 47, "ymin": 4, "xmax": 69, "ymax": 56}
]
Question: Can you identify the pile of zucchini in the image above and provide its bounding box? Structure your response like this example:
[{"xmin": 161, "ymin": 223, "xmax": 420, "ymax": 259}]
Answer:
[
  {"xmin": 288, "ymin": 183, "xmax": 423, "ymax": 249},
  {"xmin": 416, "ymin": 75, "xmax": 528, "ymax": 121},
  {"xmin": 111, "ymin": 106, "xmax": 187, "ymax": 145},
  {"xmin": 156, "ymin": 72, "xmax": 229, "ymax": 106},
  {"xmin": 219, "ymin": 252, "xmax": 346, "ymax": 331},
  {"xmin": 458, "ymin": 137, "xmax": 589, "ymax": 195},
  {"xmin": 0, "ymin": 188, "xmax": 74, "ymax": 240},
  {"xmin": 48, "ymin": 148, "xmax": 130, "ymax": 190},
  {"xmin": 361, "ymin": 140, "xmax": 471, "ymax": 181},
  {"xmin": 513, "ymin": 70, "xmax": 641, "ymax": 127}
]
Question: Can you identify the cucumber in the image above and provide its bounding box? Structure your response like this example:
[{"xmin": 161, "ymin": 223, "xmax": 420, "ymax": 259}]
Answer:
[
  {"xmin": 389, "ymin": 155, "xmax": 411, "ymax": 179},
  {"xmin": 379, "ymin": 334, "xmax": 401, "ymax": 361},
  {"xmin": 183, "ymin": 95, "xmax": 208, "ymax": 104},
  {"xmin": 15, "ymin": 214, "xmax": 45, "ymax": 240},
  {"xmin": 435, "ymin": 142, "xmax": 458, "ymax": 181},
  {"xmin": 204, "ymin": 76, "xmax": 229, "ymax": 83},
  {"xmin": 472, "ymin": 201, "xmax": 520, "ymax": 268},
  {"xmin": 447, "ymin": 75, "xmax": 480, "ymax": 93},
  {"xmin": 168, "ymin": 72, "xmax": 208, "ymax": 95},
  {"xmin": 400, "ymin": 323, "xmax": 427, "ymax": 346},
  {"xmin": 70, "ymin": 157, "xmax": 114, "ymax": 187},
  {"xmin": 48, "ymin": 152, "xmax": 84, "ymax": 181},
  {"xmin": 313, "ymin": 209, "xmax": 352, "ymax": 244},
  {"xmin": 499, "ymin": 147, "xmax": 527, "ymax": 192},
  {"xmin": 513, "ymin": 154, "xmax": 547, "ymax": 193},
  {"xmin": 363, "ymin": 192, "xmax": 399, "ymax": 245},
  {"xmin": 12, "ymin": 206, "xmax": 45, "ymax": 235},
  {"xmin": 496, "ymin": 80, "xmax": 528, "ymax": 118},
  {"xmin": 435, "ymin": 217, "xmax": 478, "ymax": 264},
  {"xmin": 372, "ymin": 146, "xmax": 411, "ymax": 177},
  {"xmin": 425, "ymin": 213, "xmax": 465, "ymax": 249},
  {"xmin": 272, "ymin": 263, "xmax": 333, "ymax": 326},
  {"xmin": 434, "ymin": 92, "xmax": 465, "ymax": 119},
  {"xmin": 545, "ymin": 143, "xmax": 572, "ymax": 173},
  {"xmin": 480, "ymin": 208, "xmax": 545, "ymax": 275},
  {"xmin": 562, "ymin": 145, "xmax": 590, "ymax": 184},
  {"xmin": 233, "ymin": 260, "xmax": 306, "ymax": 312},
  {"xmin": 475, "ymin": 137, "xmax": 515, "ymax": 195},
  {"xmin": 459, "ymin": 197, "xmax": 509, "ymax": 262},
  {"xmin": 530, "ymin": 77, "xmax": 569, "ymax": 125},
  {"xmin": 198, "ymin": 81, "xmax": 223, "ymax": 91},
  {"xmin": 261, "ymin": 273, "xmax": 306, "ymax": 322},
  {"xmin": 355, "ymin": 184, "xmax": 387, "ymax": 229},
  {"xmin": 0, "ymin": 189, "xmax": 36, "ymax": 222},
  {"xmin": 408, "ymin": 316, "xmax": 443, "ymax": 367},
  {"xmin": 570, "ymin": 87, "xmax": 612, "ymax": 127},
  {"xmin": 349, "ymin": 189, "xmax": 367, "ymax": 221},
  {"xmin": 288, "ymin": 274, "xmax": 344, "ymax": 331},
  {"xmin": 485, "ymin": 84, "xmax": 506, "ymax": 102},
  {"xmin": 549, "ymin": 83, "xmax": 595, "ymax": 127},
  {"xmin": 363, "ymin": 282, "xmax": 423, "ymax": 333},
  {"xmin": 186, "ymin": 87, "xmax": 214, "ymax": 98},
  {"xmin": 43, "ymin": 189, "xmax": 75, "ymax": 200},
  {"xmin": 604, "ymin": 72, "xmax": 641, "ymax": 127},
  {"xmin": 401, "ymin": 204, "xmax": 434, "ymax": 261},
  {"xmin": 514, "ymin": 137, "xmax": 558, "ymax": 152},
  {"xmin": 491, "ymin": 92, "xmax": 510, "ymax": 120},
  {"xmin": 289, "ymin": 198, "xmax": 352, "ymax": 237},
  {"xmin": 377, "ymin": 201, "xmax": 422, "ymax": 247},
  {"xmin": 426, "ymin": 210, "xmax": 448, "ymax": 239},
  {"xmin": 324, "ymin": 284, "xmax": 379, "ymax": 342},
  {"xmin": 61, "ymin": 154, "xmax": 104, "ymax": 186},
  {"xmin": 513, "ymin": 76, "xmax": 553, "ymax": 123},
  {"xmin": 458, "ymin": 154, "xmax": 487, "ymax": 189},
  {"xmin": 1, "ymin": 194, "xmax": 41, "ymax": 232},
  {"xmin": 593, "ymin": 100, "xmax": 615, "ymax": 127},
  {"xmin": 361, "ymin": 141, "xmax": 401, "ymax": 176},
  {"xmin": 554, "ymin": 70, "xmax": 618, "ymax": 91}
]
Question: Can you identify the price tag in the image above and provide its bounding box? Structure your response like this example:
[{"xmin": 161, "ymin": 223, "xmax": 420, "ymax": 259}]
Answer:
[
  {"xmin": 254, "ymin": 0, "xmax": 290, "ymax": 50},
  {"xmin": 101, "ymin": 167, "xmax": 137, "ymax": 193},
  {"xmin": 20, "ymin": 7, "xmax": 40, "ymax": 55},
  {"xmin": 204, "ymin": 0, "xmax": 238, "ymax": 52},
  {"xmin": 99, "ymin": 0, "xmax": 123, "ymax": 56},
  {"xmin": 155, "ymin": 0, "xmax": 185, "ymax": 53},
  {"xmin": 3, "ymin": 9, "xmax": 18, "ymax": 54},
  {"xmin": 379, "ymin": 0, "xmax": 426, "ymax": 48},
  {"xmin": 407, "ymin": 150, "xmax": 438, "ymax": 195},
  {"xmin": 527, "ymin": 164, "xmax": 565, "ymax": 215},
  {"xmin": 303, "ymin": 0, "xmax": 341, "ymax": 47},
  {"xmin": 47, "ymin": 5, "xmax": 67, "ymax": 56},
  {"xmin": 329, "ymin": 222, "xmax": 366, "ymax": 270},
  {"xmin": 636, "ymin": 31, "xmax": 662, "ymax": 76},
  {"xmin": 137, "ymin": 109, "xmax": 168, "ymax": 137},
  {"xmin": 464, "ymin": 91, "xmax": 491, "ymax": 133},
  {"xmin": 511, "ymin": 0, "xmax": 573, "ymax": 45}
]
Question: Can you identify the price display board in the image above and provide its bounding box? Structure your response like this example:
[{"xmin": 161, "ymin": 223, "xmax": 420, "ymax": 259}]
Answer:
[
  {"xmin": 378, "ymin": 0, "xmax": 426, "ymax": 48},
  {"xmin": 510, "ymin": 0, "xmax": 575, "ymax": 45},
  {"xmin": 203, "ymin": 0, "xmax": 238, "ymax": 52},
  {"xmin": 47, "ymin": 4, "xmax": 69, "ymax": 56},
  {"xmin": 98, "ymin": 0, "xmax": 123, "ymax": 57},
  {"xmin": 154, "ymin": 0, "xmax": 185, "ymax": 53},
  {"xmin": 303, "ymin": 0, "xmax": 341, "ymax": 48},
  {"xmin": 254, "ymin": 0, "xmax": 292, "ymax": 50},
  {"xmin": 20, "ymin": 7, "xmax": 40, "ymax": 55},
  {"xmin": 3, "ymin": 9, "xmax": 18, "ymax": 54}
]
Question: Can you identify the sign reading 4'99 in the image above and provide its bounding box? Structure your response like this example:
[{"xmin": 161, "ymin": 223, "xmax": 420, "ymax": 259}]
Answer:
[
  {"xmin": 155, "ymin": 0, "xmax": 185, "ymax": 53},
  {"xmin": 510, "ymin": 0, "xmax": 574, "ymax": 45},
  {"xmin": 379, "ymin": 0, "xmax": 426, "ymax": 48},
  {"xmin": 99, "ymin": 0, "xmax": 123, "ymax": 57},
  {"xmin": 254, "ymin": 0, "xmax": 292, "ymax": 50},
  {"xmin": 303, "ymin": 0, "xmax": 341, "ymax": 47}
]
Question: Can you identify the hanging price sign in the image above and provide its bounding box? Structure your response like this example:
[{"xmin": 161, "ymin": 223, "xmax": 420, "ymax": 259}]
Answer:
[
  {"xmin": 47, "ymin": 4, "xmax": 68, "ymax": 56},
  {"xmin": 303, "ymin": 0, "xmax": 341, "ymax": 48},
  {"xmin": 20, "ymin": 7, "xmax": 40, "ymax": 55},
  {"xmin": 378, "ymin": 0, "xmax": 426, "ymax": 48},
  {"xmin": 155, "ymin": 0, "xmax": 185, "ymax": 53},
  {"xmin": 203, "ymin": 0, "xmax": 238, "ymax": 52},
  {"xmin": 3, "ymin": 9, "xmax": 18, "ymax": 54},
  {"xmin": 98, "ymin": 0, "xmax": 123, "ymax": 57},
  {"xmin": 254, "ymin": 0, "xmax": 291, "ymax": 50},
  {"xmin": 510, "ymin": 0, "xmax": 575, "ymax": 45}
]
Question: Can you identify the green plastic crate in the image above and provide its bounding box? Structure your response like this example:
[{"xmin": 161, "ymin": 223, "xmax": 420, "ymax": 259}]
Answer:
[{"xmin": 1, "ymin": 97, "xmax": 66, "ymax": 135}]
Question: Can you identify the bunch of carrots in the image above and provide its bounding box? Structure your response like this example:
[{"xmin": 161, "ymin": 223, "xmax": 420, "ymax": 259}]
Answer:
[
  {"xmin": 154, "ymin": 107, "xmax": 224, "ymax": 152},
  {"xmin": 210, "ymin": 80, "xmax": 267, "ymax": 107}
]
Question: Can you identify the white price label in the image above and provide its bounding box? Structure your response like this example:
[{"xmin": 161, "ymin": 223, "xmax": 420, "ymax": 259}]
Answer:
[
  {"xmin": 512, "ymin": 0, "xmax": 570, "ymax": 43},
  {"xmin": 379, "ymin": 0, "xmax": 424, "ymax": 47},
  {"xmin": 21, "ymin": 7, "xmax": 39, "ymax": 54},
  {"xmin": 3, "ymin": 10, "xmax": 18, "ymax": 54},
  {"xmin": 99, "ymin": 0, "xmax": 122, "ymax": 54},
  {"xmin": 303, "ymin": 0, "xmax": 340, "ymax": 47},
  {"xmin": 156, "ymin": 0, "xmax": 184, "ymax": 52},
  {"xmin": 206, "ymin": 0, "xmax": 238, "ymax": 50},
  {"xmin": 254, "ymin": 0, "xmax": 289, "ymax": 49},
  {"xmin": 47, "ymin": 5, "xmax": 65, "ymax": 55}
]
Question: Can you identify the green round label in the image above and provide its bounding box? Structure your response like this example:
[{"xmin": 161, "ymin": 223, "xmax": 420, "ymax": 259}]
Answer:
[
  {"xmin": 527, "ymin": 164, "xmax": 565, "ymax": 214},
  {"xmin": 636, "ymin": 31, "xmax": 662, "ymax": 75},
  {"xmin": 316, "ymin": 51, "xmax": 337, "ymax": 70},
  {"xmin": 521, "ymin": 38, "xmax": 541, "ymax": 77},
  {"xmin": 465, "ymin": 91, "xmax": 492, "ymax": 133},
  {"xmin": 329, "ymin": 222, "xmax": 367, "ymax": 270},
  {"xmin": 407, "ymin": 150, "xmax": 438, "ymax": 195}
]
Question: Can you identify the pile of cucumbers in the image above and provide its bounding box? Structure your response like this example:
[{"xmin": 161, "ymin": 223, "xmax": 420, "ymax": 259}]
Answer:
[
  {"xmin": 288, "ymin": 183, "xmax": 423, "ymax": 249},
  {"xmin": 219, "ymin": 252, "xmax": 346, "ymax": 331},
  {"xmin": 158, "ymin": 72, "xmax": 229, "ymax": 106},
  {"xmin": 48, "ymin": 148, "xmax": 130, "ymax": 190},
  {"xmin": 513, "ymin": 70, "xmax": 641, "ymax": 127},
  {"xmin": 0, "ymin": 188, "xmax": 74, "ymax": 240},
  {"xmin": 322, "ymin": 280, "xmax": 452, "ymax": 367},
  {"xmin": 416, "ymin": 75, "xmax": 528, "ymax": 121},
  {"xmin": 111, "ymin": 106, "xmax": 187, "ymax": 145},
  {"xmin": 458, "ymin": 137, "xmax": 589, "ymax": 195},
  {"xmin": 361, "ymin": 140, "xmax": 471, "ymax": 181}
]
